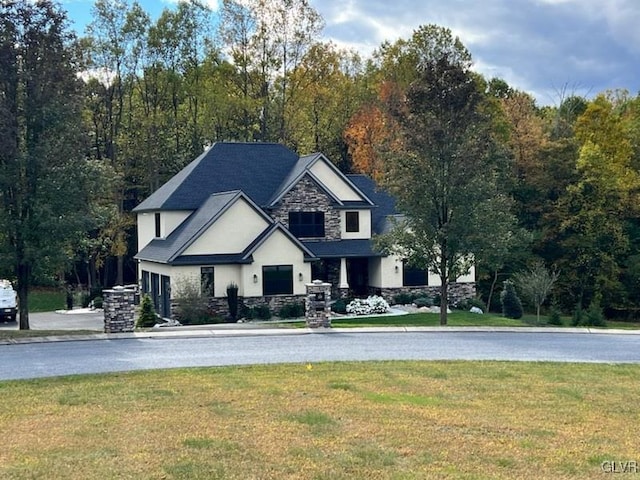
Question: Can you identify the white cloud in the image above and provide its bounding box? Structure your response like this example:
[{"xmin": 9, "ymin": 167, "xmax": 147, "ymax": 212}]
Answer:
[{"xmin": 162, "ymin": 0, "xmax": 220, "ymax": 12}]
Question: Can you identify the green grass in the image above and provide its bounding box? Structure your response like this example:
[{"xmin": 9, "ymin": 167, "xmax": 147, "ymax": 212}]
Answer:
[
  {"xmin": 27, "ymin": 288, "xmax": 66, "ymax": 312},
  {"xmin": 0, "ymin": 361, "xmax": 638, "ymax": 479}
]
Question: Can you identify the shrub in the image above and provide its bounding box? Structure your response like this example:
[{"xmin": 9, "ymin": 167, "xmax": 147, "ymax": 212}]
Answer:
[
  {"xmin": 137, "ymin": 294, "xmax": 157, "ymax": 328},
  {"xmin": 571, "ymin": 305, "xmax": 583, "ymax": 327},
  {"xmin": 243, "ymin": 304, "xmax": 272, "ymax": 321},
  {"xmin": 331, "ymin": 298, "xmax": 348, "ymax": 314},
  {"xmin": 392, "ymin": 293, "xmax": 414, "ymax": 305},
  {"xmin": 226, "ymin": 283, "xmax": 239, "ymax": 321},
  {"xmin": 547, "ymin": 306, "xmax": 563, "ymax": 326},
  {"xmin": 413, "ymin": 296, "xmax": 432, "ymax": 308},
  {"xmin": 455, "ymin": 297, "xmax": 487, "ymax": 312},
  {"xmin": 173, "ymin": 275, "xmax": 211, "ymax": 325},
  {"xmin": 279, "ymin": 302, "xmax": 305, "ymax": 319},
  {"xmin": 92, "ymin": 296, "xmax": 103, "ymax": 309},
  {"xmin": 346, "ymin": 296, "xmax": 390, "ymax": 315},
  {"xmin": 501, "ymin": 280, "xmax": 523, "ymax": 319},
  {"xmin": 585, "ymin": 302, "xmax": 606, "ymax": 327}
]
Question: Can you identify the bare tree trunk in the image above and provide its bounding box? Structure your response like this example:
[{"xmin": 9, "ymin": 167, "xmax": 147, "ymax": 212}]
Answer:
[
  {"xmin": 487, "ymin": 269, "xmax": 499, "ymax": 313},
  {"xmin": 17, "ymin": 263, "xmax": 30, "ymax": 330}
]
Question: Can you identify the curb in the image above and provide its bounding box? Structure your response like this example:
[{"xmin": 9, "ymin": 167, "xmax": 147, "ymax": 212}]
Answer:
[{"xmin": 2, "ymin": 325, "xmax": 640, "ymax": 345}]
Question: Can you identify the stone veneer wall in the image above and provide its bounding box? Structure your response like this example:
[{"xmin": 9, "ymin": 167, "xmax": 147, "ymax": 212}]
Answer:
[
  {"xmin": 103, "ymin": 286, "xmax": 136, "ymax": 333},
  {"xmin": 269, "ymin": 175, "xmax": 340, "ymax": 240},
  {"xmin": 305, "ymin": 281, "xmax": 332, "ymax": 328},
  {"xmin": 374, "ymin": 282, "xmax": 477, "ymax": 306}
]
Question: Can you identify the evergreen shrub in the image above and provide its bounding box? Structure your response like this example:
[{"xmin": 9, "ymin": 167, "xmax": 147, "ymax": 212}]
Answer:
[{"xmin": 501, "ymin": 280, "xmax": 523, "ymax": 319}]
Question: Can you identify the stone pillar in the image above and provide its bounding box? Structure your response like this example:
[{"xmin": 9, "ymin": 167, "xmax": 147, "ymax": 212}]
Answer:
[
  {"xmin": 103, "ymin": 285, "xmax": 136, "ymax": 333},
  {"xmin": 305, "ymin": 280, "xmax": 332, "ymax": 328}
]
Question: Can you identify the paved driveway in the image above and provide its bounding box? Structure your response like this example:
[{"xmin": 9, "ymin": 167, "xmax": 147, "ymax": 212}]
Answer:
[{"xmin": 0, "ymin": 310, "xmax": 104, "ymax": 331}]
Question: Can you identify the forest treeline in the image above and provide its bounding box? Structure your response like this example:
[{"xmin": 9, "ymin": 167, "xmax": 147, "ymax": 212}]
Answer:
[{"xmin": 1, "ymin": 0, "xmax": 639, "ymax": 320}]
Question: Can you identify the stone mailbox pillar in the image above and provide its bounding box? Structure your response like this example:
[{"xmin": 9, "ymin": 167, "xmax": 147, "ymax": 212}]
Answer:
[
  {"xmin": 103, "ymin": 285, "xmax": 136, "ymax": 333},
  {"xmin": 305, "ymin": 280, "xmax": 332, "ymax": 328}
]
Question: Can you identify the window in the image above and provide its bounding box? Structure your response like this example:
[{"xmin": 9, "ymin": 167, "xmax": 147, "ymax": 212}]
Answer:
[
  {"xmin": 201, "ymin": 267, "xmax": 214, "ymax": 296},
  {"xmin": 154, "ymin": 212, "xmax": 161, "ymax": 238},
  {"xmin": 263, "ymin": 265, "xmax": 293, "ymax": 295},
  {"xmin": 345, "ymin": 211, "xmax": 359, "ymax": 232},
  {"xmin": 402, "ymin": 260, "xmax": 428, "ymax": 286},
  {"xmin": 288, "ymin": 211, "xmax": 324, "ymax": 238},
  {"xmin": 141, "ymin": 270, "xmax": 150, "ymax": 294}
]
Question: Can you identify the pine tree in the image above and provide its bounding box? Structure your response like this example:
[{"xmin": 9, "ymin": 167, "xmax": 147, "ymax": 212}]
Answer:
[
  {"xmin": 137, "ymin": 294, "xmax": 157, "ymax": 328},
  {"xmin": 501, "ymin": 280, "xmax": 523, "ymax": 319}
]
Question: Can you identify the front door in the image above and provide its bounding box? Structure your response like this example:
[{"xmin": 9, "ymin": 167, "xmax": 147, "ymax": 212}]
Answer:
[{"xmin": 347, "ymin": 258, "xmax": 369, "ymax": 296}]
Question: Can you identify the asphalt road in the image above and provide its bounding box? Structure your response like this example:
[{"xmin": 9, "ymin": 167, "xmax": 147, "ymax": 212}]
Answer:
[{"xmin": 1, "ymin": 330, "xmax": 640, "ymax": 380}]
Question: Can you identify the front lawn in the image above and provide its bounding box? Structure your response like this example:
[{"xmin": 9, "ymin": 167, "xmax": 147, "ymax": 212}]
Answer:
[{"xmin": 0, "ymin": 361, "xmax": 637, "ymax": 479}]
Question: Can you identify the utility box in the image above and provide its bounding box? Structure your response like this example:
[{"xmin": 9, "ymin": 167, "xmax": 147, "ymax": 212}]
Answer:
[{"xmin": 305, "ymin": 280, "xmax": 332, "ymax": 328}]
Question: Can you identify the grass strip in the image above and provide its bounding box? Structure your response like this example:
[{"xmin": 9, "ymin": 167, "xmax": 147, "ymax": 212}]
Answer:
[{"xmin": 0, "ymin": 361, "xmax": 637, "ymax": 479}]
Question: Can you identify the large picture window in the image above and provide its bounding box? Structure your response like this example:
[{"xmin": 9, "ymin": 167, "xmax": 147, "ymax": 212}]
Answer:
[
  {"xmin": 288, "ymin": 211, "xmax": 324, "ymax": 238},
  {"xmin": 402, "ymin": 260, "xmax": 428, "ymax": 286},
  {"xmin": 263, "ymin": 265, "xmax": 293, "ymax": 295}
]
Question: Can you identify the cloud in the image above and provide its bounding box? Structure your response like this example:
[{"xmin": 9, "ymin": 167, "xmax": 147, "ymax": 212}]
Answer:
[
  {"xmin": 311, "ymin": 0, "xmax": 640, "ymax": 104},
  {"xmin": 162, "ymin": 0, "xmax": 220, "ymax": 12}
]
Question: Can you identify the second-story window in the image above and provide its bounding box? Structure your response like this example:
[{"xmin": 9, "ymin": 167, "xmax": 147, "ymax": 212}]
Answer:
[
  {"xmin": 345, "ymin": 211, "xmax": 359, "ymax": 232},
  {"xmin": 288, "ymin": 211, "xmax": 325, "ymax": 238},
  {"xmin": 154, "ymin": 212, "xmax": 161, "ymax": 238}
]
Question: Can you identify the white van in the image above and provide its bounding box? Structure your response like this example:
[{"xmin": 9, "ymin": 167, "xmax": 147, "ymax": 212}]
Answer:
[{"xmin": 0, "ymin": 280, "xmax": 17, "ymax": 322}]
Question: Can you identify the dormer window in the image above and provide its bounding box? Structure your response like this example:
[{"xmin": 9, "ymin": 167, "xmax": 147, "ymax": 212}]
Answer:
[
  {"xmin": 345, "ymin": 211, "xmax": 359, "ymax": 232},
  {"xmin": 289, "ymin": 211, "xmax": 324, "ymax": 238}
]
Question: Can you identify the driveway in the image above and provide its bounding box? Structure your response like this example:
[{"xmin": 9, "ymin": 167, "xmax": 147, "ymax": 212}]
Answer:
[{"xmin": 0, "ymin": 309, "xmax": 104, "ymax": 331}]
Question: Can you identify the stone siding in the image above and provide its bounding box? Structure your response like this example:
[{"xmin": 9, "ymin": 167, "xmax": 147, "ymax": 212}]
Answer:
[
  {"xmin": 103, "ymin": 286, "xmax": 136, "ymax": 333},
  {"xmin": 376, "ymin": 282, "xmax": 477, "ymax": 306},
  {"xmin": 269, "ymin": 175, "xmax": 340, "ymax": 240}
]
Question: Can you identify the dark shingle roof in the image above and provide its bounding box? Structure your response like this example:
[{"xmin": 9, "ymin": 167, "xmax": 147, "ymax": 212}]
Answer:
[
  {"xmin": 301, "ymin": 239, "xmax": 384, "ymax": 258},
  {"xmin": 346, "ymin": 175, "xmax": 398, "ymax": 234},
  {"xmin": 134, "ymin": 142, "xmax": 300, "ymax": 212},
  {"xmin": 135, "ymin": 191, "xmax": 269, "ymax": 264}
]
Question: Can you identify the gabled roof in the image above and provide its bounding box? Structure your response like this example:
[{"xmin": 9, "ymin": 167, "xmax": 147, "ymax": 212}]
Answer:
[
  {"xmin": 135, "ymin": 191, "xmax": 271, "ymax": 264},
  {"xmin": 346, "ymin": 175, "xmax": 398, "ymax": 234},
  {"xmin": 133, "ymin": 142, "xmax": 300, "ymax": 212},
  {"xmin": 241, "ymin": 222, "xmax": 318, "ymax": 262},
  {"xmin": 267, "ymin": 153, "xmax": 375, "ymax": 207}
]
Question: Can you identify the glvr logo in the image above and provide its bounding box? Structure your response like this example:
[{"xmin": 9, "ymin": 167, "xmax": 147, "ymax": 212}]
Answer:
[{"xmin": 601, "ymin": 461, "xmax": 639, "ymax": 474}]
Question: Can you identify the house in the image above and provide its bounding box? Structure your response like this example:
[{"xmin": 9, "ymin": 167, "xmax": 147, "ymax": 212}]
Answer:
[{"xmin": 133, "ymin": 142, "xmax": 475, "ymax": 318}]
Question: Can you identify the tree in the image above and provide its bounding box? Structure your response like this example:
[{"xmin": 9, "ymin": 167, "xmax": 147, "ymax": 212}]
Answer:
[
  {"xmin": 0, "ymin": 1, "xmax": 94, "ymax": 329},
  {"xmin": 500, "ymin": 280, "xmax": 523, "ymax": 319},
  {"xmin": 376, "ymin": 25, "xmax": 517, "ymax": 325},
  {"xmin": 512, "ymin": 260, "xmax": 559, "ymax": 324}
]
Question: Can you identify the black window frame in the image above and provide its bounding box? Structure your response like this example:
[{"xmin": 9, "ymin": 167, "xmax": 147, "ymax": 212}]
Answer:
[
  {"xmin": 288, "ymin": 211, "xmax": 325, "ymax": 238},
  {"xmin": 345, "ymin": 211, "xmax": 360, "ymax": 233},
  {"xmin": 402, "ymin": 260, "xmax": 428, "ymax": 287},
  {"xmin": 154, "ymin": 212, "xmax": 161, "ymax": 238},
  {"xmin": 263, "ymin": 265, "xmax": 293, "ymax": 295},
  {"xmin": 201, "ymin": 266, "xmax": 214, "ymax": 297}
]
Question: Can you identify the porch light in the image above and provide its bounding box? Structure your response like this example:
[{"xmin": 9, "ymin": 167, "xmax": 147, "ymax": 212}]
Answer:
[
  {"xmin": 395, "ymin": 265, "xmax": 399, "ymax": 273},
  {"xmin": 298, "ymin": 272, "xmax": 303, "ymax": 281},
  {"xmin": 253, "ymin": 274, "xmax": 258, "ymax": 283}
]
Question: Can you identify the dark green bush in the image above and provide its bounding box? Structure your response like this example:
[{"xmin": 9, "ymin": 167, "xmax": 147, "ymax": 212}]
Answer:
[
  {"xmin": 279, "ymin": 302, "xmax": 305, "ymax": 319},
  {"xmin": 392, "ymin": 293, "xmax": 414, "ymax": 305},
  {"xmin": 571, "ymin": 305, "xmax": 583, "ymax": 326},
  {"xmin": 432, "ymin": 295, "xmax": 441, "ymax": 307},
  {"xmin": 501, "ymin": 280, "xmax": 523, "ymax": 319},
  {"xmin": 136, "ymin": 294, "xmax": 157, "ymax": 328},
  {"xmin": 547, "ymin": 306, "xmax": 563, "ymax": 326},
  {"xmin": 456, "ymin": 297, "xmax": 486, "ymax": 312},
  {"xmin": 243, "ymin": 304, "xmax": 272, "ymax": 320},
  {"xmin": 331, "ymin": 298, "xmax": 348, "ymax": 314},
  {"xmin": 413, "ymin": 296, "xmax": 432, "ymax": 308},
  {"xmin": 92, "ymin": 296, "xmax": 103, "ymax": 309}
]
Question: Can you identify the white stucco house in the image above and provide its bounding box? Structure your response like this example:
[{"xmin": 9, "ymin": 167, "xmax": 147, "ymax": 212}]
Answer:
[{"xmin": 133, "ymin": 142, "xmax": 475, "ymax": 318}]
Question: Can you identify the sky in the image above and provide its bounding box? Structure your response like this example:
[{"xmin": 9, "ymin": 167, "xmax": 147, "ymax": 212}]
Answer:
[{"xmin": 59, "ymin": 0, "xmax": 640, "ymax": 106}]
